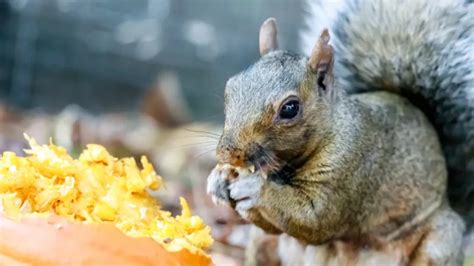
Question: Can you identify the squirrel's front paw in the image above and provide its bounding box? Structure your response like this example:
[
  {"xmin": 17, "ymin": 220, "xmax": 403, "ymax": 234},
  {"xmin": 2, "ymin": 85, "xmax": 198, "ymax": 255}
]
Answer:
[
  {"xmin": 228, "ymin": 174, "xmax": 263, "ymax": 219},
  {"xmin": 206, "ymin": 166, "xmax": 233, "ymax": 206}
]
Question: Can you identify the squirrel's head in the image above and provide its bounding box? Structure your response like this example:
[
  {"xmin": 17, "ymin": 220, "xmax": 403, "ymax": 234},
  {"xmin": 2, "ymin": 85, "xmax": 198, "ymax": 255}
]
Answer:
[{"xmin": 217, "ymin": 18, "xmax": 336, "ymax": 183}]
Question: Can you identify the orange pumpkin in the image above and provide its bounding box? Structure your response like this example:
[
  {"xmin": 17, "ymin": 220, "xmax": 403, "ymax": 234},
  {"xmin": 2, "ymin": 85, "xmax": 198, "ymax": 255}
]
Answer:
[
  {"xmin": 0, "ymin": 214, "xmax": 212, "ymax": 266},
  {"xmin": 0, "ymin": 136, "xmax": 214, "ymax": 266}
]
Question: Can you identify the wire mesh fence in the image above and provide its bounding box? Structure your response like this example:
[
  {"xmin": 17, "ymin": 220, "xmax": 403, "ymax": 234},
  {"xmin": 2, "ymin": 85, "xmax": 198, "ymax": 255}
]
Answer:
[{"xmin": 0, "ymin": 0, "xmax": 303, "ymax": 121}]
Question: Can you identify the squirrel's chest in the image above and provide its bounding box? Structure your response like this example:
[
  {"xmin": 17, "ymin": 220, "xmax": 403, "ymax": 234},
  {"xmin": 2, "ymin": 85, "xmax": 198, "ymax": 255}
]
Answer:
[{"xmin": 277, "ymin": 233, "xmax": 422, "ymax": 266}]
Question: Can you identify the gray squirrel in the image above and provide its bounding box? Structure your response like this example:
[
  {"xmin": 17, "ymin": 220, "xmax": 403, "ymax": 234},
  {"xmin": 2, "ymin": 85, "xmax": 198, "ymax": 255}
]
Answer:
[{"xmin": 207, "ymin": 0, "xmax": 473, "ymax": 264}]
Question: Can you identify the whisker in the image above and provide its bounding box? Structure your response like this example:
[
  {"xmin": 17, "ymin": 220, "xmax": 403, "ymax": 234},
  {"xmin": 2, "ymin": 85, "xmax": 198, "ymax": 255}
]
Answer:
[
  {"xmin": 179, "ymin": 135, "xmax": 220, "ymax": 140},
  {"xmin": 183, "ymin": 128, "xmax": 221, "ymax": 137},
  {"xmin": 261, "ymin": 155, "xmax": 279, "ymax": 174},
  {"xmin": 192, "ymin": 148, "xmax": 216, "ymax": 160},
  {"xmin": 211, "ymin": 91, "xmax": 224, "ymax": 100},
  {"xmin": 201, "ymin": 88, "xmax": 224, "ymax": 101},
  {"xmin": 197, "ymin": 113, "xmax": 224, "ymax": 120},
  {"xmin": 164, "ymin": 142, "xmax": 218, "ymax": 152},
  {"xmin": 261, "ymin": 149, "xmax": 280, "ymax": 168},
  {"xmin": 172, "ymin": 141, "xmax": 218, "ymax": 148}
]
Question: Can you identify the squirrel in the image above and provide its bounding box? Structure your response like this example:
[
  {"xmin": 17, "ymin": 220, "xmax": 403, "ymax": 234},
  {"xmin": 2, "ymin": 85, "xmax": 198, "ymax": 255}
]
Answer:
[{"xmin": 207, "ymin": 0, "xmax": 473, "ymax": 265}]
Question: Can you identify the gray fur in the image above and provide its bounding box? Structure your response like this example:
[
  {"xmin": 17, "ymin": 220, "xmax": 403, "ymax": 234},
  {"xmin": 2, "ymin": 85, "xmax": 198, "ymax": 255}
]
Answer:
[
  {"xmin": 210, "ymin": 48, "xmax": 467, "ymax": 263},
  {"xmin": 301, "ymin": 0, "xmax": 474, "ymax": 224},
  {"xmin": 224, "ymin": 51, "xmax": 307, "ymax": 130},
  {"xmin": 206, "ymin": 0, "xmax": 473, "ymax": 263}
]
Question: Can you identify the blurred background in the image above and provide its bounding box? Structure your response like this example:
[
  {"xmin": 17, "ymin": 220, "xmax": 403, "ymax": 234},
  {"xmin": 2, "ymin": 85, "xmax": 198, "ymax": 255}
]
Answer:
[
  {"xmin": 0, "ymin": 1, "xmax": 473, "ymax": 264},
  {"xmin": 0, "ymin": 0, "xmax": 305, "ymax": 264},
  {"xmin": 0, "ymin": 0, "xmax": 303, "ymax": 116}
]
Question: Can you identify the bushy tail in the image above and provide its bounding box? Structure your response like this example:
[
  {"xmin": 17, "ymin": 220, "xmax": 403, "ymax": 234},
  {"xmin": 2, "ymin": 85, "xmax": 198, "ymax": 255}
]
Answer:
[{"xmin": 300, "ymin": 0, "xmax": 474, "ymax": 225}]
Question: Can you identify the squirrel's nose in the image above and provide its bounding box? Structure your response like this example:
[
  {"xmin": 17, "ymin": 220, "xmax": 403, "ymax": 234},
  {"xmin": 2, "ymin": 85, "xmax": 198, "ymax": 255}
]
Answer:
[{"xmin": 218, "ymin": 146, "xmax": 246, "ymax": 167}]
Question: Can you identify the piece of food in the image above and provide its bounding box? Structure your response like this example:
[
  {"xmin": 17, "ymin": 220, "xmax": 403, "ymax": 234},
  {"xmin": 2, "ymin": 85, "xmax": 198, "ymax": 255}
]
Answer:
[
  {"xmin": 215, "ymin": 163, "xmax": 256, "ymax": 180},
  {"xmin": 0, "ymin": 135, "xmax": 213, "ymax": 265}
]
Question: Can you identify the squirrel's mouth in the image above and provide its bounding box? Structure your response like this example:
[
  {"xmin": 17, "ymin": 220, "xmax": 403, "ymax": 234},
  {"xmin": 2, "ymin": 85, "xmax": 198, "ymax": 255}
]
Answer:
[
  {"xmin": 215, "ymin": 158, "xmax": 296, "ymax": 187},
  {"xmin": 248, "ymin": 145, "xmax": 297, "ymax": 184},
  {"xmin": 215, "ymin": 144, "xmax": 298, "ymax": 184}
]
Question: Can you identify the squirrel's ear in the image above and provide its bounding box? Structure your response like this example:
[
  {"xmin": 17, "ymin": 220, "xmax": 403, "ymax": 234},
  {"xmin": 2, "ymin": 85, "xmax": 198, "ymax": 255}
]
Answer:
[
  {"xmin": 308, "ymin": 29, "xmax": 334, "ymax": 93},
  {"xmin": 259, "ymin": 17, "xmax": 278, "ymax": 56}
]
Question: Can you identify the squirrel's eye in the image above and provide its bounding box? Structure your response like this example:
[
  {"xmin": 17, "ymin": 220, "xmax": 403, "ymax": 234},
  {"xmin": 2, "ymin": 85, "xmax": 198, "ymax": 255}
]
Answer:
[{"xmin": 279, "ymin": 100, "xmax": 300, "ymax": 120}]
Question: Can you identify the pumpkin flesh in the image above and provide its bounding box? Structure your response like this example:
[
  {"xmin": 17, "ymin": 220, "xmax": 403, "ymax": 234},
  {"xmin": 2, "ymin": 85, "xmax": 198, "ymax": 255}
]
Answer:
[{"xmin": 0, "ymin": 135, "xmax": 213, "ymax": 265}]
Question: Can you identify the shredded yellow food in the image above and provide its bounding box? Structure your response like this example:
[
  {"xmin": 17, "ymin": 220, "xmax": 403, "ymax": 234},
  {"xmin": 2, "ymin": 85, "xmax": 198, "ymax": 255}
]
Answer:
[{"xmin": 0, "ymin": 134, "xmax": 213, "ymax": 255}]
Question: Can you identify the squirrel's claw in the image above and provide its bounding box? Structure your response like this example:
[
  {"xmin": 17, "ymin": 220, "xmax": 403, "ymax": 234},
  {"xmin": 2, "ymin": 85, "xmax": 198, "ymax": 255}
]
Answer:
[{"xmin": 207, "ymin": 166, "xmax": 233, "ymax": 206}]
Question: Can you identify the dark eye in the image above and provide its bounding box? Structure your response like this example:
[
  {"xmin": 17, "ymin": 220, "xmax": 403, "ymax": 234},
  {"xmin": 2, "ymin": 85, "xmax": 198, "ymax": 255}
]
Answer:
[{"xmin": 279, "ymin": 100, "xmax": 300, "ymax": 120}]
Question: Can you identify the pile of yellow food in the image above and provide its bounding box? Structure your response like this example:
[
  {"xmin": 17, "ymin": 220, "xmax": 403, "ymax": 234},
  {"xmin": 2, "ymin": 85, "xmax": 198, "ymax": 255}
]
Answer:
[{"xmin": 0, "ymin": 134, "xmax": 213, "ymax": 255}]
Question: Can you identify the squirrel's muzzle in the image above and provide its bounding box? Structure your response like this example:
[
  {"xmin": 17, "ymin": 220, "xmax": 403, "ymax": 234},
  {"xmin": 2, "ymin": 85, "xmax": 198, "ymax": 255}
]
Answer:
[{"xmin": 217, "ymin": 145, "xmax": 246, "ymax": 168}]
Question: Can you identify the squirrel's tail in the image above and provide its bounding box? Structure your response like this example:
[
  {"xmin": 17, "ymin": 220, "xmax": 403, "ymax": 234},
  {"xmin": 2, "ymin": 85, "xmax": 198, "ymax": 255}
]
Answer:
[{"xmin": 300, "ymin": 0, "xmax": 474, "ymax": 225}]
